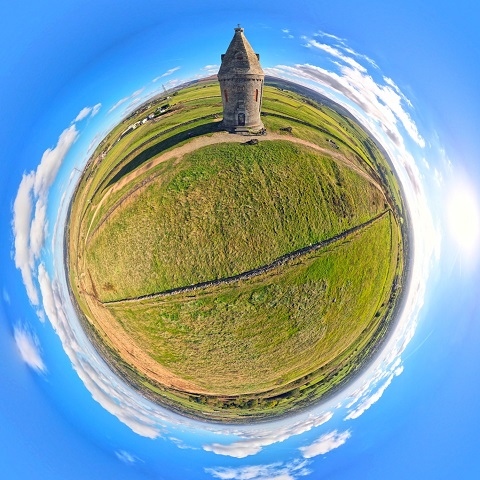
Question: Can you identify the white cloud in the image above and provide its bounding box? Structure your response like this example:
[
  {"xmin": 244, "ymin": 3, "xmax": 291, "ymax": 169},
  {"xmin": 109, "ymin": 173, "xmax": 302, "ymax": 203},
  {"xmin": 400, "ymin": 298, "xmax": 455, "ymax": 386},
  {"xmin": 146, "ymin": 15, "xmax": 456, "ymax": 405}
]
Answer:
[
  {"xmin": 299, "ymin": 430, "xmax": 351, "ymax": 458},
  {"xmin": 108, "ymin": 87, "xmax": 146, "ymax": 114},
  {"xmin": 267, "ymin": 58, "xmax": 424, "ymax": 150},
  {"xmin": 33, "ymin": 126, "xmax": 78, "ymax": 198},
  {"xmin": 306, "ymin": 39, "xmax": 367, "ymax": 73},
  {"xmin": 132, "ymin": 88, "xmax": 145, "ymax": 97},
  {"xmin": 201, "ymin": 64, "xmax": 220, "ymax": 75},
  {"xmin": 12, "ymin": 172, "xmax": 37, "ymax": 304},
  {"xmin": 12, "ymin": 125, "xmax": 78, "ymax": 305},
  {"xmin": 422, "ymin": 157, "xmax": 431, "ymax": 170},
  {"xmin": 74, "ymin": 107, "xmax": 92, "ymax": 122},
  {"xmin": 344, "ymin": 365, "xmax": 403, "ymax": 421},
  {"xmin": 108, "ymin": 97, "xmax": 128, "ymax": 114},
  {"xmin": 160, "ymin": 66, "xmax": 181, "ymax": 78},
  {"xmin": 115, "ymin": 450, "xmax": 137, "ymax": 465},
  {"xmin": 153, "ymin": 66, "xmax": 181, "ymax": 82},
  {"xmin": 206, "ymin": 459, "xmax": 311, "ymax": 480},
  {"xmin": 203, "ymin": 412, "xmax": 333, "ymax": 458},
  {"xmin": 169, "ymin": 437, "xmax": 198, "ymax": 450},
  {"xmin": 91, "ymin": 103, "xmax": 102, "ymax": 117},
  {"xmin": 384, "ymin": 77, "xmax": 413, "ymax": 107},
  {"xmin": 162, "ymin": 78, "xmax": 185, "ymax": 90},
  {"xmin": 344, "ymin": 377, "xmax": 393, "ymax": 420},
  {"xmin": 313, "ymin": 31, "xmax": 377, "ymax": 67},
  {"xmin": 29, "ymin": 198, "xmax": 48, "ymax": 263},
  {"xmin": 14, "ymin": 325, "xmax": 46, "ymax": 372},
  {"xmin": 74, "ymin": 103, "xmax": 101, "ymax": 122},
  {"xmin": 2, "ymin": 288, "xmax": 10, "ymax": 304},
  {"xmin": 313, "ymin": 30, "xmax": 346, "ymax": 44}
]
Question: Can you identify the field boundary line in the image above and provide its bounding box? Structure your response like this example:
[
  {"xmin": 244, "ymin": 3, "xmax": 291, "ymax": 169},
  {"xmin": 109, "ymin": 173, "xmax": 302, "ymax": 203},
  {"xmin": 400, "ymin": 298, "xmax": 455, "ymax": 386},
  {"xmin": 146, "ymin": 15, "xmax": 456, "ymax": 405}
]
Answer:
[{"xmin": 104, "ymin": 209, "xmax": 390, "ymax": 306}]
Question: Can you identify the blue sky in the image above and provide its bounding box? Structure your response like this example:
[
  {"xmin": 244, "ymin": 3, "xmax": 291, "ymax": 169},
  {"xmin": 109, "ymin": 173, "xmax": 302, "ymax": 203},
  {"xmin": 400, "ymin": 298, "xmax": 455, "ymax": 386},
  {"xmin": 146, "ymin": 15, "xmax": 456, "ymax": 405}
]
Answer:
[{"xmin": 1, "ymin": 1, "xmax": 480, "ymax": 479}]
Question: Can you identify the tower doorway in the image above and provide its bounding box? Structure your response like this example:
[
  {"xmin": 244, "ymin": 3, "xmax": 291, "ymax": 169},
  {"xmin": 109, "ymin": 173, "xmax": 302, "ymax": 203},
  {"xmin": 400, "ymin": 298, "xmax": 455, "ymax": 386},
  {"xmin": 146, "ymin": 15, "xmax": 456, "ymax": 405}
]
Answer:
[{"xmin": 238, "ymin": 113, "xmax": 245, "ymax": 126}]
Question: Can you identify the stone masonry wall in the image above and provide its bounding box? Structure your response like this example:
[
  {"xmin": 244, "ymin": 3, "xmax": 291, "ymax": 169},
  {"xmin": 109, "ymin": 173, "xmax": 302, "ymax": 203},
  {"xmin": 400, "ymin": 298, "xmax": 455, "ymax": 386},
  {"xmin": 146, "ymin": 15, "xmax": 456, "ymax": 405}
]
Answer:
[{"xmin": 219, "ymin": 75, "xmax": 264, "ymax": 132}]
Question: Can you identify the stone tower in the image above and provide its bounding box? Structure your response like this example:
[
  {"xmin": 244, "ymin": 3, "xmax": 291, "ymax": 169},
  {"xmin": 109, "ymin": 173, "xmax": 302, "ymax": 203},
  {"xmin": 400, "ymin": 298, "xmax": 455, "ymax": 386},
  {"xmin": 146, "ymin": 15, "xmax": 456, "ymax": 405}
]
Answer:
[{"xmin": 218, "ymin": 27, "xmax": 265, "ymax": 132}]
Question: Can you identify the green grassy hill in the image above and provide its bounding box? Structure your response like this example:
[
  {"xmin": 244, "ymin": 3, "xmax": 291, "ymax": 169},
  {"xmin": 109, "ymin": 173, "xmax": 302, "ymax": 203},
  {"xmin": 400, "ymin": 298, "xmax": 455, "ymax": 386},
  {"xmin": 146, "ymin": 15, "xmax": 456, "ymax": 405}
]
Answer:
[
  {"xmin": 86, "ymin": 140, "xmax": 386, "ymax": 302},
  {"xmin": 67, "ymin": 79, "xmax": 407, "ymax": 422}
]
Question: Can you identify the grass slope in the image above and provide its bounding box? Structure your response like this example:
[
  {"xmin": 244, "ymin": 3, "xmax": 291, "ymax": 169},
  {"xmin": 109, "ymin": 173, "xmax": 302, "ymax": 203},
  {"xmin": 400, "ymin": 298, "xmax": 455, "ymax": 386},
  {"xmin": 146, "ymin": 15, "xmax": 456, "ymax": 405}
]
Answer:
[
  {"xmin": 86, "ymin": 141, "xmax": 385, "ymax": 301},
  {"xmin": 67, "ymin": 79, "xmax": 407, "ymax": 422},
  {"xmin": 107, "ymin": 212, "xmax": 397, "ymax": 396}
]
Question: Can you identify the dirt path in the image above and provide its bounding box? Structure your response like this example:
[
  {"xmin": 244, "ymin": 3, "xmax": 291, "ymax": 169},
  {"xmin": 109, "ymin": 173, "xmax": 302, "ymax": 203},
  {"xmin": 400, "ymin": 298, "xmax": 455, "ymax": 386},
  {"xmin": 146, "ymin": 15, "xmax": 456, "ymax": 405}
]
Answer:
[
  {"xmin": 80, "ymin": 272, "xmax": 211, "ymax": 394},
  {"xmin": 85, "ymin": 132, "xmax": 385, "ymax": 243}
]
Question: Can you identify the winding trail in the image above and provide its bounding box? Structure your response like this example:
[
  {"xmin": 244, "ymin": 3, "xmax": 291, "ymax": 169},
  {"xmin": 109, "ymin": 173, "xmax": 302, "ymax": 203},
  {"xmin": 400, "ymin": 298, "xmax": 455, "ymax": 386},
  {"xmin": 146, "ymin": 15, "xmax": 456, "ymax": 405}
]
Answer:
[{"xmin": 104, "ymin": 209, "xmax": 390, "ymax": 306}]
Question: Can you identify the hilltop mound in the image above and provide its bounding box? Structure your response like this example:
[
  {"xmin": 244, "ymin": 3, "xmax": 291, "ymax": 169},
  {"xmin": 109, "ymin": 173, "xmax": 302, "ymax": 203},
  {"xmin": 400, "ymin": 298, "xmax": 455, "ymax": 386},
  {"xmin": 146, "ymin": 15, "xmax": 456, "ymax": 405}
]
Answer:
[{"xmin": 67, "ymin": 81, "xmax": 406, "ymax": 422}]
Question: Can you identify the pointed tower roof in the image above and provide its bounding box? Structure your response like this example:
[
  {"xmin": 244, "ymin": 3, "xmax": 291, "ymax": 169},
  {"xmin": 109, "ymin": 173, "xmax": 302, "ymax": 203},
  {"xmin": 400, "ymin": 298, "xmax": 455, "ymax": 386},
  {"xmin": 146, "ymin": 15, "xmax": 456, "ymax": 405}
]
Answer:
[{"xmin": 218, "ymin": 27, "xmax": 264, "ymax": 77}]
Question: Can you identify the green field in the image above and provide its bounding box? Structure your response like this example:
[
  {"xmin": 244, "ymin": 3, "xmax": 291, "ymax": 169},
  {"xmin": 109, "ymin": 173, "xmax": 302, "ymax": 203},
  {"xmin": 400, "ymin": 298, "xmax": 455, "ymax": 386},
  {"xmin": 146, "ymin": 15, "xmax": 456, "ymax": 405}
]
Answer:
[{"xmin": 67, "ymin": 79, "xmax": 407, "ymax": 422}]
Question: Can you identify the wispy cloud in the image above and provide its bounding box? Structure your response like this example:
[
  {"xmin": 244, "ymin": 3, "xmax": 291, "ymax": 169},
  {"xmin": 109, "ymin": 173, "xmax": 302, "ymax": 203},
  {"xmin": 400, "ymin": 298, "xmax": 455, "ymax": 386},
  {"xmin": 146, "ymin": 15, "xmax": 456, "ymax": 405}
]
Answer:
[
  {"xmin": 345, "ymin": 365, "xmax": 403, "ymax": 420},
  {"xmin": 169, "ymin": 437, "xmax": 198, "ymax": 450},
  {"xmin": 153, "ymin": 66, "xmax": 181, "ymax": 82},
  {"xmin": 203, "ymin": 411, "xmax": 333, "ymax": 458},
  {"xmin": 108, "ymin": 87, "xmax": 146, "ymax": 114},
  {"xmin": 305, "ymin": 39, "xmax": 367, "ymax": 73},
  {"xmin": 201, "ymin": 64, "xmax": 220, "ymax": 76},
  {"xmin": 14, "ymin": 325, "xmax": 46, "ymax": 372},
  {"xmin": 313, "ymin": 31, "xmax": 377, "ymax": 67},
  {"xmin": 267, "ymin": 61, "xmax": 424, "ymax": 149},
  {"xmin": 206, "ymin": 459, "xmax": 311, "ymax": 480},
  {"xmin": 299, "ymin": 430, "xmax": 351, "ymax": 458},
  {"xmin": 267, "ymin": 33, "xmax": 424, "ymax": 150},
  {"xmin": 12, "ymin": 125, "xmax": 78, "ymax": 304},
  {"xmin": 12, "ymin": 172, "xmax": 37, "ymax": 303},
  {"xmin": 313, "ymin": 30, "xmax": 346, "ymax": 44},
  {"xmin": 131, "ymin": 88, "xmax": 145, "ymax": 97},
  {"xmin": 108, "ymin": 97, "xmax": 129, "ymax": 114},
  {"xmin": 2, "ymin": 288, "xmax": 10, "ymax": 304},
  {"xmin": 162, "ymin": 78, "xmax": 185, "ymax": 90},
  {"xmin": 115, "ymin": 450, "xmax": 138, "ymax": 465},
  {"xmin": 74, "ymin": 103, "xmax": 102, "ymax": 122}
]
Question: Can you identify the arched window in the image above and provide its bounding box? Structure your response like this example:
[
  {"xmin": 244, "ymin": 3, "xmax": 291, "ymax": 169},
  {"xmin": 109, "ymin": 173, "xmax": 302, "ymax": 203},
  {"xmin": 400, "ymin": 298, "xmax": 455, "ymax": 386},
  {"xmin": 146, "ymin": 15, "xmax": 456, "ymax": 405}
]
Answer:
[
  {"xmin": 255, "ymin": 89, "xmax": 259, "ymax": 102},
  {"xmin": 224, "ymin": 90, "xmax": 228, "ymax": 103}
]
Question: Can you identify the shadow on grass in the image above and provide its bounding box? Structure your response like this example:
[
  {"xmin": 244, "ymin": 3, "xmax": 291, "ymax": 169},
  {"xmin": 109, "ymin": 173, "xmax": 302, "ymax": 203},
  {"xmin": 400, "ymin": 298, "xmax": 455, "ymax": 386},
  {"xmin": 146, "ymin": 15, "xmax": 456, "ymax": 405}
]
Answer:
[{"xmin": 106, "ymin": 121, "xmax": 221, "ymax": 188}]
